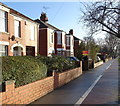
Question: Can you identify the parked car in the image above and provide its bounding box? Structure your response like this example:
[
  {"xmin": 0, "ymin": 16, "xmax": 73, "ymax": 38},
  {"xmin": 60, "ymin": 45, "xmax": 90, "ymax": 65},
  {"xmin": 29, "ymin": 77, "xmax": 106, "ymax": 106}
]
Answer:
[
  {"xmin": 95, "ymin": 56, "xmax": 101, "ymax": 62},
  {"xmin": 66, "ymin": 56, "xmax": 80, "ymax": 67},
  {"xmin": 66, "ymin": 56, "xmax": 80, "ymax": 61}
]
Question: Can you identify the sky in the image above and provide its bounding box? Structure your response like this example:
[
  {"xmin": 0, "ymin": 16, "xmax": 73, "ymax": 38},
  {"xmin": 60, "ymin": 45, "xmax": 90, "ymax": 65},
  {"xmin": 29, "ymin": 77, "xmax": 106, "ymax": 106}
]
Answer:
[{"xmin": 3, "ymin": 2, "xmax": 105, "ymax": 40}]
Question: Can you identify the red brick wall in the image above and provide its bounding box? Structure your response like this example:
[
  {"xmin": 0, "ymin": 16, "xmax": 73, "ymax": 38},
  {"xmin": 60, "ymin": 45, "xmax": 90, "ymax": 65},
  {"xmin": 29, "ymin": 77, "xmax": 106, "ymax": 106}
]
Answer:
[
  {"xmin": 54, "ymin": 32, "xmax": 57, "ymax": 54},
  {"xmin": 59, "ymin": 63, "xmax": 82, "ymax": 87},
  {"xmin": 74, "ymin": 41, "xmax": 79, "ymax": 57},
  {"xmin": 1, "ymin": 62, "xmax": 82, "ymax": 105},
  {"xmin": 66, "ymin": 46, "xmax": 70, "ymax": 50},
  {"xmin": 39, "ymin": 29, "xmax": 47, "ymax": 56},
  {"xmin": 1, "ymin": 77, "xmax": 54, "ymax": 104}
]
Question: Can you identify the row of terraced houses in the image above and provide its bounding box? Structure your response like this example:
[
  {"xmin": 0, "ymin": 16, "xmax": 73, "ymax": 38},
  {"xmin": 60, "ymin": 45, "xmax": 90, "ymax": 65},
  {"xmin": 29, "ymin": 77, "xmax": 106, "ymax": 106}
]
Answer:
[{"xmin": 0, "ymin": 3, "xmax": 82, "ymax": 57}]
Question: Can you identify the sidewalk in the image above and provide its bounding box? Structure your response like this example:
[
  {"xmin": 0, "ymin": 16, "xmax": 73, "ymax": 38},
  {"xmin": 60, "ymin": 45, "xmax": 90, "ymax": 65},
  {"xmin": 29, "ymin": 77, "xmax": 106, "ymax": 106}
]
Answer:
[
  {"xmin": 29, "ymin": 59, "xmax": 118, "ymax": 105},
  {"xmin": 82, "ymin": 59, "xmax": 118, "ymax": 104}
]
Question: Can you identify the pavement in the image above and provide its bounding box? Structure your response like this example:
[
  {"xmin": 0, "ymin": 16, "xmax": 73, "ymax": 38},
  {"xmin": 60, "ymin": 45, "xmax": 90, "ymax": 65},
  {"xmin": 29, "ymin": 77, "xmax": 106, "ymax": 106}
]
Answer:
[{"xmin": 28, "ymin": 58, "xmax": 119, "ymax": 105}]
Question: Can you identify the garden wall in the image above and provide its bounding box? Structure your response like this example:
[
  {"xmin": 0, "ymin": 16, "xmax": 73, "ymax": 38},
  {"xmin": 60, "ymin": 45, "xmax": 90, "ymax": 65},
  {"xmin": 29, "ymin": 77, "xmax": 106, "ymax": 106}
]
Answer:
[
  {"xmin": 1, "ymin": 62, "xmax": 82, "ymax": 104},
  {"xmin": 94, "ymin": 61, "xmax": 103, "ymax": 68},
  {"xmin": 59, "ymin": 67, "xmax": 82, "ymax": 87}
]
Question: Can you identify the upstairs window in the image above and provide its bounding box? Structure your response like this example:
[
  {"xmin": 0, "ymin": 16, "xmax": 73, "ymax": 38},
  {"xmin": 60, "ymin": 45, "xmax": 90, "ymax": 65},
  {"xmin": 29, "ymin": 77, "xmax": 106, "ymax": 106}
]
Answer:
[
  {"xmin": 50, "ymin": 32, "xmax": 53, "ymax": 43},
  {"xmin": 30, "ymin": 25, "xmax": 35, "ymax": 40},
  {"xmin": 57, "ymin": 32, "xmax": 62, "ymax": 44},
  {"xmin": 66, "ymin": 36, "xmax": 70, "ymax": 46},
  {"xmin": 0, "ymin": 10, "xmax": 8, "ymax": 32},
  {"xmin": 14, "ymin": 20, "xmax": 21, "ymax": 37}
]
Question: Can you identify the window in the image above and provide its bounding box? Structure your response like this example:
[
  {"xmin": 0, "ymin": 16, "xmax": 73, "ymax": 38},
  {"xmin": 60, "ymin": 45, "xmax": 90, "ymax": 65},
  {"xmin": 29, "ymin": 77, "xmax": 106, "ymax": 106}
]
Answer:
[
  {"xmin": 14, "ymin": 20, "xmax": 21, "ymax": 37},
  {"xmin": 0, "ymin": 45, "xmax": 8, "ymax": 56},
  {"xmin": 57, "ymin": 32, "xmax": 62, "ymax": 44},
  {"xmin": 57, "ymin": 50, "xmax": 61, "ymax": 55},
  {"xmin": 30, "ymin": 26, "xmax": 35, "ymax": 40},
  {"xmin": 50, "ymin": 32, "xmax": 53, "ymax": 43},
  {"xmin": 66, "ymin": 36, "xmax": 70, "ymax": 46},
  {"xmin": 0, "ymin": 10, "xmax": 8, "ymax": 32},
  {"xmin": 13, "ymin": 46, "xmax": 23, "ymax": 56}
]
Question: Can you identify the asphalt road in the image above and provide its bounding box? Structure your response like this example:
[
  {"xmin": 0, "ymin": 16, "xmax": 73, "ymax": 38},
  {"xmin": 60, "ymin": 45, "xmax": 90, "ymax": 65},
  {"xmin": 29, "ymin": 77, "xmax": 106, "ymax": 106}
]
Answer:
[{"xmin": 29, "ymin": 59, "xmax": 119, "ymax": 105}]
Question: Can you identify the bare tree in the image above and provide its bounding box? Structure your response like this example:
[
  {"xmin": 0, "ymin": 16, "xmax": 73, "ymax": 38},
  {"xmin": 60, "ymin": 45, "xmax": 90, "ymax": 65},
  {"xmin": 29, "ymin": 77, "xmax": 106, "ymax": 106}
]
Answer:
[
  {"xmin": 105, "ymin": 34, "xmax": 120, "ymax": 56},
  {"xmin": 81, "ymin": 0, "xmax": 120, "ymax": 38}
]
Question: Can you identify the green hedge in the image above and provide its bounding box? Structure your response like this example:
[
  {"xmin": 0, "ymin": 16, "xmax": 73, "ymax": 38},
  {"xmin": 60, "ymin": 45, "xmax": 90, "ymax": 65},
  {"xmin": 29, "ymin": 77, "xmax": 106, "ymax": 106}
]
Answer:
[
  {"xmin": 2, "ymin": 56, "xmax": 47, "ymax": 87},
  {"xmin": 35, "ymin": 55, "xmax": 77, "ymax": 75}
]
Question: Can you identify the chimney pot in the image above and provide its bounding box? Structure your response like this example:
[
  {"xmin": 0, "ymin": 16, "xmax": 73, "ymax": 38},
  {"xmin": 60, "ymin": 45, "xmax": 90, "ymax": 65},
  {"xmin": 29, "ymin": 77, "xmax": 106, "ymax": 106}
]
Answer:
[
  {"xmin": 69, "ymin": 29, "xmax": 73, "ymax": 35},
  {"xmin": 40, "ymin": 12, "xmax": 48, "ymax": 22}
]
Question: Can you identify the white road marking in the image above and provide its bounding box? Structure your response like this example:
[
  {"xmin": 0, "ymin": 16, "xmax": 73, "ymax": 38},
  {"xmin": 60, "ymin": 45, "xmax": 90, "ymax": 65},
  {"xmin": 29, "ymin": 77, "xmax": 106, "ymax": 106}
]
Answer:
[
  {"xmin": 106, "ymin": 64, "xmax": 111, "ymax": 70},
  {"xmin": 75, "ymin": 60, "xmax": 114, "ymax": 105},
  {"xmin": 75, "ymin": 75, "xmax": 103, "ymax": 105}
]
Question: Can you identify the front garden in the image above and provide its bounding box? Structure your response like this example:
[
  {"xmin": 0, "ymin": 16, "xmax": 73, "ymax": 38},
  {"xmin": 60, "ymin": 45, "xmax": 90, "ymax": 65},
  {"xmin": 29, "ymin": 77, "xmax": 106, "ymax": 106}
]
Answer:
[{"xmin": 1, "ymin": 55, "xmax": 77, "ymax": 87}]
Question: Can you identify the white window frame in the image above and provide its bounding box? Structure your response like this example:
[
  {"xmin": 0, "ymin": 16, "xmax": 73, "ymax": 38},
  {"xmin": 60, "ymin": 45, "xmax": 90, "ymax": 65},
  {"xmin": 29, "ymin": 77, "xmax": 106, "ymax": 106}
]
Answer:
[
  {"xmin": 30, "ymin": 25, "xmax": 35, "ymax": 40},
  {"xmin": 14, "ymin": 20, "xmax": 20, "ymax": 37},
  {"xmin": 0, "ymin": 10, "xmax": 8, "ymax": 33},
  {"xmin": 0, "ymin": 44, "xmax": 8, "ymax": 56}
]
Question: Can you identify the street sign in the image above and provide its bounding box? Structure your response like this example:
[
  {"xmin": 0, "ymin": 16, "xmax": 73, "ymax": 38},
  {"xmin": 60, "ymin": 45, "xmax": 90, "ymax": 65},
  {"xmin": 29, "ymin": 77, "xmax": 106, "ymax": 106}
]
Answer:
[{"xmin": 82, "ymin": 51, "xmax": 88, "ymax": 55}]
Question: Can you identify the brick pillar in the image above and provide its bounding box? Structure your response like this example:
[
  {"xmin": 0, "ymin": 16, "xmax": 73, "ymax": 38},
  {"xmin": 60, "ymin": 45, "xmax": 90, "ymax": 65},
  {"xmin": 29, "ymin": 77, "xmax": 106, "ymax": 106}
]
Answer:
[
  {"xmin": 5, "ymin": 80, "xmax": 15, "ymax": 92},
  {"xmin": 80, "ymin": 61, "xmax": 82, "ymax": 68},
  {"xmin": 53, "ymin": 70, "xmax": 59, "ymax": 89}
]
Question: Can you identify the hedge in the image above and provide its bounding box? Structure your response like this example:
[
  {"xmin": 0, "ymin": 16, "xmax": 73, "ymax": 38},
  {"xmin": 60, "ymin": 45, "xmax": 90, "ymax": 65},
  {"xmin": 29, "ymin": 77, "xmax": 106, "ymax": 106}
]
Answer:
[
  {"xmin": 35, "ymin": 55, "xmax": 77, "ymax": 76},
  {"xmin": 2, "ymin": 56, "xmax": 47, "ymax": 87}
]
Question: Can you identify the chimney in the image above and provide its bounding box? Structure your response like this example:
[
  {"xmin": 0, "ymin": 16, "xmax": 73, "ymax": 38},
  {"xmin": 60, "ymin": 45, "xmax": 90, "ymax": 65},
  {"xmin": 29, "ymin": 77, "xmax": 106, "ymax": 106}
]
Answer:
[
  {"xmin": 69, "ymin": 29, "xmax": 73, "ymax": 35},
  {"xmin": 40, "ymin": 12, "xmax": 48, "ymax": 22}
]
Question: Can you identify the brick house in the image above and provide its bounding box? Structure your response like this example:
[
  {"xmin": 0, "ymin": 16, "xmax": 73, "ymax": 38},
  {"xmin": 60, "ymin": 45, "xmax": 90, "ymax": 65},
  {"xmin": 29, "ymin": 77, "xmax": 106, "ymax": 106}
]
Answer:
[
  {"xmin": 74, "ymin": 36, "xmax": 82, "ymax": 57},
  {"xmin": 0, "ymin": 3, "xmax": 39, "ymax": 56},
  {"xmin": 35, "ymin": 12, "xmax": 66, "ymax": 56},
  {"xmin": 66, "ymin": 29, "xmax": 74, "ymax": 56}
]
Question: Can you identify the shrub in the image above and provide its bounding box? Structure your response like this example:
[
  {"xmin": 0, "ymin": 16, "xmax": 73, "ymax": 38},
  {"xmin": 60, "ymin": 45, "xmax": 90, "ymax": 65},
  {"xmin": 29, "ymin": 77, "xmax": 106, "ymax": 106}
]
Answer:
[
  {"xmin": 36, "ymin": 55, "xmax": 77, "ymax": 76},
  {"xmin": 2, "ymin": 56, "xmax": 47, "ymax": 87}
]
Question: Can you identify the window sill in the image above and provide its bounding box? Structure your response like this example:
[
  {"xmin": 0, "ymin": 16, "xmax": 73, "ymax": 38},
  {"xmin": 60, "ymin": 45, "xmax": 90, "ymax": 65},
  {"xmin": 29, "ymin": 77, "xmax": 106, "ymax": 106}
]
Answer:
[
  {"xmin": 29, "ymin": 39, "xmax": 35, "ymax": 41},
  {"xmin": 1, "ymin": 32, "xmax": 10, "ymax": 35},
  {"xmin": 50, "ymin": 42, "xmax": 53, "ymax": 44},
  {"xmin": 57, "ymin": 43, "xmax": 62, "ymax": 45},
  {"xmin": 15, "ymin": 37, "xmax": 22, "ymax": 39}
]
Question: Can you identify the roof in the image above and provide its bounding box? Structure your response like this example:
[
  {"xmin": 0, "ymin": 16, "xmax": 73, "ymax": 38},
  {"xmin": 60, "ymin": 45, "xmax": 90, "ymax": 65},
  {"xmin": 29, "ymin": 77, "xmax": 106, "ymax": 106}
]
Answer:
[
  {"xmin": 35, "ymin": 19, "xmax": 64, "ymax": 31},
  {"xmin": 73, "ymin": 36, "xmax": 83, "ymax": 41},
  {"xmin": 0, "ymin": 2, "xmax": 39, "ymax": 24}
]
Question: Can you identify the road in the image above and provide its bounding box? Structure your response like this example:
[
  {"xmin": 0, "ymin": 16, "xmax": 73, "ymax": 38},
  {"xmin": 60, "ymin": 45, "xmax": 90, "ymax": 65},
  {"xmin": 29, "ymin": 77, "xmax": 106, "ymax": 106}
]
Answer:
[{"xmin": 29, "ymin": 59, "xmax": 119, "ymax": 105}]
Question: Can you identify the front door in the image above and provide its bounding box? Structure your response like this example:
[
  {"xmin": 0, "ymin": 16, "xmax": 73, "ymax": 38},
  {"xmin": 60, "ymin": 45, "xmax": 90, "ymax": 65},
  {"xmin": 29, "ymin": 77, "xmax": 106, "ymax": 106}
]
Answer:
[{"xmin": 26, "ymin": 46, "xmax": 35, "ymax": 56}]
